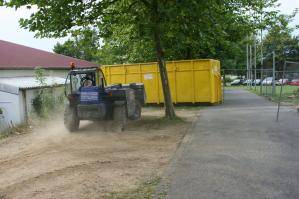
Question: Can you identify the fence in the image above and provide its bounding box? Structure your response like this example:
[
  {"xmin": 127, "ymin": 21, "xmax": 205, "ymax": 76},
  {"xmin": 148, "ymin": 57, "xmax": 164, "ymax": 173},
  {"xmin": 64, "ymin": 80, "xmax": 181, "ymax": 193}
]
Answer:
[{"xmin": 222, "ymin": 62, "xmax": 299, "ymax": 121}]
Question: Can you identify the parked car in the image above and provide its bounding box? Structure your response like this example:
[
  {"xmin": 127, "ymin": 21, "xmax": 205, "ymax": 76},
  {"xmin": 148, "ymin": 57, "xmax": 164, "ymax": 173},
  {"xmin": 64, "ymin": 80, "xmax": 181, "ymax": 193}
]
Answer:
[
  {"xmin": 288, "ymin": 79, "xmax": 299, "ymax": 86},
  {"xmin": 262, "ymin": 77, "xmax": 274, "ymax": 85},
  {"xmin": 230, "ymin": 79, "xmax": 243, "ymax": 86},
  {"xmin": 276, "ymin": 78, "xmax": 289, "ymax": 85},
  {"xmin": 242, "ymin": 79, "xmax": 253, "ymax": 85},
  {"xmin": 253, "ymin": 79, "xmax": 261, "ymax": 85}
]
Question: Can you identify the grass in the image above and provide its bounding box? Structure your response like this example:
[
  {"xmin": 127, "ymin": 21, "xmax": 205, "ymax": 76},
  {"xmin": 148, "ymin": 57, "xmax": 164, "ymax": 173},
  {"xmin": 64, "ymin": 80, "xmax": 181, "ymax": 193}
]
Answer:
[
  {"xmin": 250, "ymin": 85, "xmax": 299, "ymax": 105},
  {"xmin": 106, "ymin": 176, "xmax": 166, "ymax": 199},
  {"xmin": 0, "ymin": 123, "xmax": 31, "ymax": 140},
  {"xmin": 133, "ymin": 114, "xmax": 186, "ymax": 131},
  {"xmin": 225, "ymin": 85, "xmax": 299, "ymax": 105}
]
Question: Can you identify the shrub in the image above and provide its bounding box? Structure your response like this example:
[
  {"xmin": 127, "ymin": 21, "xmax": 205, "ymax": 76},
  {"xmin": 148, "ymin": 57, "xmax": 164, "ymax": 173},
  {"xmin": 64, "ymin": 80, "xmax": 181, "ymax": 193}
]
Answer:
[{"xmin": 32, "ymin": 68, "xmax": 65, "ymax": 118}]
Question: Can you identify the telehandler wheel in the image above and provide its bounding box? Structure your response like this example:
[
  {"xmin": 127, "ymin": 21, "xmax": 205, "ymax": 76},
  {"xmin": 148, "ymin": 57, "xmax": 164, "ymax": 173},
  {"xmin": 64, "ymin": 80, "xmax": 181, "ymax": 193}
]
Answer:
[
  {"xmin": 113, "ymin": 105, "xmax": 127, "ymax": 132},
  {"xmin": 64, "ymin": 105, "xmax": 80, "ymax": 132},
  {"xmin": 129, "ymin": 100, "xmax": 142, "ymax": 120}
]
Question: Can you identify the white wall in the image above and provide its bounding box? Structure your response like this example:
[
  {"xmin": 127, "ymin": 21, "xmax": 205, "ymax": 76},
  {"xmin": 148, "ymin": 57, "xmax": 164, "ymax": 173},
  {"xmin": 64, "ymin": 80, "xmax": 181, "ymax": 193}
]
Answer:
[
  {"xmin": 0, "ymin": 90, "xmax": 21, "ymax": 132},
  {"xmin": 0, "ymin": 69, "xmax": 68, "ymax": 78}
]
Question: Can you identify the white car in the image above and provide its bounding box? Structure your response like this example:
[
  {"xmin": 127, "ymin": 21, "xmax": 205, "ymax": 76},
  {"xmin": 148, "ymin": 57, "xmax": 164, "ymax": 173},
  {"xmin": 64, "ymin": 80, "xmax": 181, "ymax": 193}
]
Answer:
[
  {"xmin": 276, "ymin": 79, "xmax": 288, "ymax": 85},
  {"xmin": 243, "ymin": 79, "xmax": 253, "ymax": 85},
  {"xmin": 230, "ymin": 79, "xmax": 243, "ymax": 86},
  {"xmin": 262, "ymin": 77, "xmax": 274, "ymax": 85},
  {"xmin": 253, "ymin": 79, "xmax": 261, "ymax": 85}
]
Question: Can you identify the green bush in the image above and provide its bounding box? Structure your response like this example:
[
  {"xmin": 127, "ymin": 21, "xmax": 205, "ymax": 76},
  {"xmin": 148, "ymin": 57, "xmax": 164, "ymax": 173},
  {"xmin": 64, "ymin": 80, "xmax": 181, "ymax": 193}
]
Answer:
[
  {"xmin": 32, "ymin": 89, "xmax": 65, "ymax": 118},
  {"xmin": 32, "ymin": 68, "xmax": 65, "ymax": 118},
  {"xmin": 32, "ymin": 94, "xmax": 43, "ymax": 115}
]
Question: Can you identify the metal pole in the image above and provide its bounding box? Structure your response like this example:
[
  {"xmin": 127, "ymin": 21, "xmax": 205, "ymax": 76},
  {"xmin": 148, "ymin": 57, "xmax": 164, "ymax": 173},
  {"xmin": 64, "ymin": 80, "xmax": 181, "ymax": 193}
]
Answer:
[
  {"xmin": 249, "ymin": 44, "xmax": 252, "ymax": 89},
  {"xmin": 254, "ymin": 37, "xmax": 257, "ymax": 90},
  {"xmin": 276, "ymin": 61, "xmax": 286, "ymax": 122},
  {"xmin": 223, "ymin": 71, "xmax": 225, "ymax": 103},
  {"xmin": 272, "ymin": 51, "xmax": 276, "ymax": 96},
  {"xmin": 246, "ymin": 43, "xmax": 249, "ymax": 87},
  {"xmin": 266, "ymin": 69, "xmax": 269, "ymax": 97},
  {"xmin": 260, "ymin": 29, "xmax": 263, "ymax": 95}
]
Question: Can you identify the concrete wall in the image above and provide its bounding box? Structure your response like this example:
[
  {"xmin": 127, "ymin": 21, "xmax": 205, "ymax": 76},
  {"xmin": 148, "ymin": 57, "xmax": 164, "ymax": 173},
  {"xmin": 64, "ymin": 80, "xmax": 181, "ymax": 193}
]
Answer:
[
  {"xmin": 0, "ymin": 90, "xmax": 22, "ymax": 132},
  {"xmin": 0, "ymin": 69, "xmax": 68, "ymax": 78}
]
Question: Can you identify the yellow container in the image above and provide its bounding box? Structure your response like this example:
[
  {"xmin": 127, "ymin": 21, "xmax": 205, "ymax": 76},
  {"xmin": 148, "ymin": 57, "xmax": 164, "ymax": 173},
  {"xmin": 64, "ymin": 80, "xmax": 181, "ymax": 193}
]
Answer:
[{"xmin": 102, "ymin": 59, "xmax": 222, "ymax": 104}]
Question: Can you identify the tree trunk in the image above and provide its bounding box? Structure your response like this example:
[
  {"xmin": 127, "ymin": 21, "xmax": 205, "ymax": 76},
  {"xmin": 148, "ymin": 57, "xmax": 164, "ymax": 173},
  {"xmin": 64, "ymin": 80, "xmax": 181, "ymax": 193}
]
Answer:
[
  {"xmin": 152, "ymin": 0, "xmax": 176, "ymax": 118},
  {"xmin": 186, "ymin": 46, "xmax": 192, "ymax": 59}
]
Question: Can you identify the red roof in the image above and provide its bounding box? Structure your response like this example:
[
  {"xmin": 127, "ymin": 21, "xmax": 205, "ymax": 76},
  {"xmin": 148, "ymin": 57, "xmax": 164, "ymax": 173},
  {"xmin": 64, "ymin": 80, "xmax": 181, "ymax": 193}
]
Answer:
[{"xmin": 0, "ymin": 40, "xmax": 98, "ymax": 69}]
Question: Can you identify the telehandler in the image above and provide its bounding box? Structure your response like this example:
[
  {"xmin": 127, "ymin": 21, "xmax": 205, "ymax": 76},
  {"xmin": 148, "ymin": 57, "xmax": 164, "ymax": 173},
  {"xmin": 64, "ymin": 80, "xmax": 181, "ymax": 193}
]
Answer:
[{"xmin": 64, "ymin": 66, "xmax": 145, "ymax": 132}]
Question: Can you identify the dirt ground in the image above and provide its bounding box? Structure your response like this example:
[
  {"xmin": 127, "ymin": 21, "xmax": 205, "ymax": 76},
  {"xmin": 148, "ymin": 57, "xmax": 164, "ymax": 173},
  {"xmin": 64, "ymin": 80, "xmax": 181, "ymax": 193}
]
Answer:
[{"xmin": 0, "ymin": 107, "xmax": 198, "ymax": 199}]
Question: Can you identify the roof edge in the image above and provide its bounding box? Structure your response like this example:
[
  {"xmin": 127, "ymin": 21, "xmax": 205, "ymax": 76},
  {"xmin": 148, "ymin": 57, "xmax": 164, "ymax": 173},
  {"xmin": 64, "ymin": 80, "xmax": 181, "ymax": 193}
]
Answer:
[
  {"xmin": 19, "ymin": 84, "xmax": 64, "ymax": 90},
  {"xmin": 0, "ymin": 66, "xmax": 98, "ymax": 70}
]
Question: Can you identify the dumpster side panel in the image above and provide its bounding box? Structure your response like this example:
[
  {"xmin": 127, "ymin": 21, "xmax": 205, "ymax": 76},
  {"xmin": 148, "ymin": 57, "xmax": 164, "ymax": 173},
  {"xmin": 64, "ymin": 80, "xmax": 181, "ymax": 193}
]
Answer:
[
  {"xmin": 195, "ymin": 70, "xmax": 211, "ymax": 102},
  {"xmin": 175, "ymin": 61, "xmax": 195, "ymax": 103},
  {"xmin": 102, "ymin": 59, "xmax": 222, "ymax": 104},
  {"xmin": 141, "ymin": 64, "xmax": 160, "ymax": 103},
  {"xmin": 124, "ymin": 65, "xmax": 139, "ymax": 83},
  {"xmin": 193, "ymin": 60, "xmax": 212, "ymax": 102},
  {"xmin": 210, "ymin": 60, "xmax": 222, "ymax": 103}
]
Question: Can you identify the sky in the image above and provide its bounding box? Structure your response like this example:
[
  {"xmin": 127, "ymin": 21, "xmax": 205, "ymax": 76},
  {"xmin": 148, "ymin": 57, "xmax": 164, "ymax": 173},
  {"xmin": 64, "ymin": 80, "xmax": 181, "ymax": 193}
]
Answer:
[{"xmin": 0, "ymin": 0, "xmax": 298, "ymax": 53}]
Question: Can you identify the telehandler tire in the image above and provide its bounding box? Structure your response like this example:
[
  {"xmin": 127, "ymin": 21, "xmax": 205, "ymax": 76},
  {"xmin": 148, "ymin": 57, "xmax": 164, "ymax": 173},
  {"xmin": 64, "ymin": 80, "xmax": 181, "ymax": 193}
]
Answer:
[
  {"xmin": 64, "ymin": 105, "xmax": 80, "ymax": 132},
  {"xmin": 113, "ymin": 105, "xmax": 127, "ymax": 132},
  {"xmin": 129, "ymin": 100, "xmax": 142, "ymax": 120}
]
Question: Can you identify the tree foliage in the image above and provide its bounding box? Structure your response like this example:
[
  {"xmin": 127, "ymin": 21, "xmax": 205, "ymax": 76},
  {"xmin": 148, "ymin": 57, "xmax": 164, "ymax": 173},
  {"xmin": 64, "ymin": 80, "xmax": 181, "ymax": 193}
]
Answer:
[
  {"xmin": 4, "ymin": 0, "xmax": 284, "ymax": 117},
  {"xmin": 53, "ymin": 29, "xmax": 100, "ymax": 62},
  {"xmin": 261, "ymin": 14, "xmax": 299, "ymax": 69},
  {"xmin": 40, "ymin": 0, "xmax": 280, "ymax": 67},
  {"xmin": 96, "ymin": 0, "xmax": 280, "ymax": 67}
]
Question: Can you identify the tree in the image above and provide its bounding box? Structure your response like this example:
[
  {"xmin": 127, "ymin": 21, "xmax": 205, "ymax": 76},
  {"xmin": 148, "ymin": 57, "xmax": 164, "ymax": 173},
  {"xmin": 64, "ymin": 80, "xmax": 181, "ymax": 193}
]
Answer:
[
  {"xmin": 53, "ymin": 29, "xmax": 100, "ymax": 62},
  {"xmin": 6, "ymin": 0, "xmax": 279, "ymax": 118},
  {"xmin": 262, "ymin": 14, "xmax": 299, "ymax": 69}
]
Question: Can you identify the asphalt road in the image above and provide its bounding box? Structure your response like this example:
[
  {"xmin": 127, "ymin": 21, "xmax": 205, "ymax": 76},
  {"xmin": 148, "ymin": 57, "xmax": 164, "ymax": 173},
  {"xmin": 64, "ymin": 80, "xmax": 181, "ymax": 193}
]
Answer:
[{"xmin": 166, "ymin": 89, "xmax": 299, "ymax": 199}]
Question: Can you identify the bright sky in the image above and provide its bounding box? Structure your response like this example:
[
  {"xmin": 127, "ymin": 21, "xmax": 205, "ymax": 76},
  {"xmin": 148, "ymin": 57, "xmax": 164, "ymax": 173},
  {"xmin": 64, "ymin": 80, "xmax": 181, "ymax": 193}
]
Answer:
[{"xmin": 0, "ymin": 0, "xmax": 298, "ymax": 53}]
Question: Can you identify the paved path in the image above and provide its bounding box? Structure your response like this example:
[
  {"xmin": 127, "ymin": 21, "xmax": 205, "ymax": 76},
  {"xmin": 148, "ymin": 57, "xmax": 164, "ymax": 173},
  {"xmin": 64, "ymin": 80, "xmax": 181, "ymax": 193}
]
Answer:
[{"xmin": 166, "ymin": 89, "xmax": 299, "ymax": 199}]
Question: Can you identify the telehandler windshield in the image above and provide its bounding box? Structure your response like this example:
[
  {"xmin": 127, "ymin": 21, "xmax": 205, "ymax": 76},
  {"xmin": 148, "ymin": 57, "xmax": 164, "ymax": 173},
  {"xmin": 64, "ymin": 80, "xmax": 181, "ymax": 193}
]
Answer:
[{"xmin": 65, "ymin": 68, "xmax": 105, "ymax": 96}]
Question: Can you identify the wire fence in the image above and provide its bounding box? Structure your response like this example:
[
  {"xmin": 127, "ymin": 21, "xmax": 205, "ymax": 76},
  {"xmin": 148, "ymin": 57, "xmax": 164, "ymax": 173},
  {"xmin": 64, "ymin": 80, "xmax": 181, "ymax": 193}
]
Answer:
[{"xmin": 222, "ymin": 61, "xmax": 299, "ymax": 121}]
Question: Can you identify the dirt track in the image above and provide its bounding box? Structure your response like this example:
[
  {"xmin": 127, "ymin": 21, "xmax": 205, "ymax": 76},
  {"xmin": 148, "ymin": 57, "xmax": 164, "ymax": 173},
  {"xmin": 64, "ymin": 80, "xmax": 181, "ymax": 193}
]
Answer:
[{"xmin": 0, "ymin": 107, "xmax": 197, "ymax": 199}]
